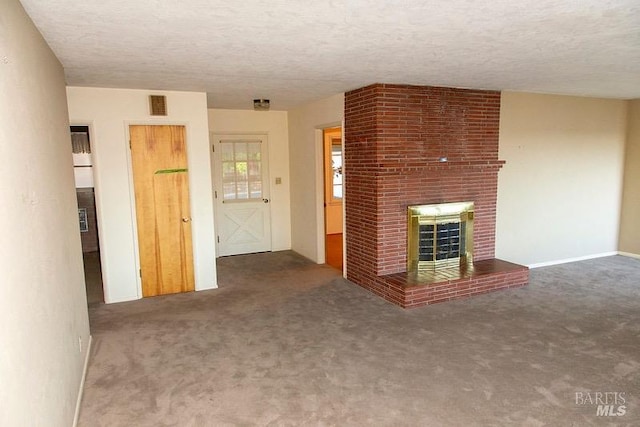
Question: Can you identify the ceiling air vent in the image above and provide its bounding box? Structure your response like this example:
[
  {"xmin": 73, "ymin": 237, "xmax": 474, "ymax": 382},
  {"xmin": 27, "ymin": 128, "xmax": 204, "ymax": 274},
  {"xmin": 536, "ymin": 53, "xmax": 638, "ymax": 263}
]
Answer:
[
  {"xmin": 253, "ymin": 99, "xmax": 270, "ymax": 111},
  {"xmin": 149, "ymin": 95, "xmax": 167, "ymax": 116}
]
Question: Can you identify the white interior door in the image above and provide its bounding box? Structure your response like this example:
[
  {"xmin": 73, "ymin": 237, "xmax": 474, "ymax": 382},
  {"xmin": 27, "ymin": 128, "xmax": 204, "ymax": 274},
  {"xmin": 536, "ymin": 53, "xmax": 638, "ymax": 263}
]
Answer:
[{"xmin": 212, "ymin": 134, "xmax": 271, "ymax": 256}]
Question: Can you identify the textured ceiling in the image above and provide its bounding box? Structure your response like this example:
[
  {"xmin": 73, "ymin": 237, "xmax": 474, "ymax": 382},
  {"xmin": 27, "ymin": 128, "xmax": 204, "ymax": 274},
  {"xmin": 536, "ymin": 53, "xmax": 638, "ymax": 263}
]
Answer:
[{"xmin": 20, "ymin": 0, "xmax": 640, "ymax": 110}]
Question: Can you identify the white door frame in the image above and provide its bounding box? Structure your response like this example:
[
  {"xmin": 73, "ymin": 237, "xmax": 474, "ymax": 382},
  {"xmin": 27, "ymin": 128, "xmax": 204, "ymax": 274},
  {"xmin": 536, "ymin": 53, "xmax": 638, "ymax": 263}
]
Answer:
[
  {"xmin": 210, "ymin": 132, "xmax": 272, "ymax": 257},
  {"xmin": 315, "ymin": 122, "xmax": 346, "ymax": 277}
]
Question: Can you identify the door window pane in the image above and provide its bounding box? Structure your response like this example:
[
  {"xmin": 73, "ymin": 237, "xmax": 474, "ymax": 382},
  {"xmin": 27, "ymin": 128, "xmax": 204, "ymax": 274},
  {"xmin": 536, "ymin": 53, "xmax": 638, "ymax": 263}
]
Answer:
[
  {"xmin": 235, "ymin": 144, "xmax": 247, "ymax": 161},
  {"xmin": 249, "ymin": 181, "xmax": 262, "ymax": 199},
  {"xmin": 248, "ymin": 161, "xmax": 261, "ymax": 178},
  {"xmin": 331, "ymin": 143, "xmax": 343, "ymax": 200},
  {"xmin": 221, "ymin": 143, "xmax": 234, "ymax": 161},
  {"xmin": 236, "ymin": 161, "xmax": 248, "ymax": 180},
  {"xmin": 236, "ymin": 181, "xmax": 248, "ymax": 199},
  {"xmin": 223, "ymin": 182, "xmax": 235, "ymax": 199},
  {"xmin": 248, "ymin": 142, "xmax": 261, "ymax": 160},
  {"xmin": 219, "ymin": 140, "xmax": 263, "ymax": 201},
  {"xmin": 222, "ymin": 162, "xmax": 236, "ymax": 180}
]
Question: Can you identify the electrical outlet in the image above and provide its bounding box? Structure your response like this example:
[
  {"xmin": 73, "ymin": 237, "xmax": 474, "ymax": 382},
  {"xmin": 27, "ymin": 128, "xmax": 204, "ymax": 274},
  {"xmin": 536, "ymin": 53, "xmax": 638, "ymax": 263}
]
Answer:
[{"xmin": 275, "ymin": 177, "xmax": 282, "ymax": 185}]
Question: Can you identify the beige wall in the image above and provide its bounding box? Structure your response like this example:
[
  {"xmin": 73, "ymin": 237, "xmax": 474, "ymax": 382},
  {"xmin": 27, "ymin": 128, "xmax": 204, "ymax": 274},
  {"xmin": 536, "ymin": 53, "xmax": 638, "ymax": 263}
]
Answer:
[
  {"xmin": 0, "ymin": 1, "xmax": 91, "ymax": 425},
  {"xmin": 496, "ymin": 92, "xmax": 627, "ymax": 266},
  {"xmin": 67, "ymin": 87, "xmax": 217, "ymax": 303},
  {"xmin": 288, "ymin": 94, "xmax": 344, "ymax": 262},
  {"xmin": 208, "ymin": 109, "xmax": 291, "ymax": 251},
  {"xmin": 619, "ymin": 99, "xmax": 640, "ymax": 256}
]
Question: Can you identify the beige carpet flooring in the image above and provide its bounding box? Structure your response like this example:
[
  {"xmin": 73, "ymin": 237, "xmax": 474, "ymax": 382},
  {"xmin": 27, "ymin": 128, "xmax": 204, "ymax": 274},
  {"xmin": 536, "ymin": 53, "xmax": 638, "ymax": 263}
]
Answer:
[{"xmin": 78, "ymin": 252, "xmax": 640, "ymax": 426}]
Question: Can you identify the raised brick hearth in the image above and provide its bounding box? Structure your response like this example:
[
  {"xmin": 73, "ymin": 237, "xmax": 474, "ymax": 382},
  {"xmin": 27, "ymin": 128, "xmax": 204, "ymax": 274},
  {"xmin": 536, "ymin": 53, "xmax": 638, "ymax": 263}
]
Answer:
[{"xmin": 344, "ymin": 83, "xmax": 528, "ymax": 308}]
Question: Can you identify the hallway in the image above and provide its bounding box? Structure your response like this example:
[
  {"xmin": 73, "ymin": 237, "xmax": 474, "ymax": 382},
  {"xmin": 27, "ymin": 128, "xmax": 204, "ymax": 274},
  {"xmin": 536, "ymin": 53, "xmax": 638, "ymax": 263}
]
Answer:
[{"xmin": 83, "ymin": 251, "xmax": 103, "ymax": 306}]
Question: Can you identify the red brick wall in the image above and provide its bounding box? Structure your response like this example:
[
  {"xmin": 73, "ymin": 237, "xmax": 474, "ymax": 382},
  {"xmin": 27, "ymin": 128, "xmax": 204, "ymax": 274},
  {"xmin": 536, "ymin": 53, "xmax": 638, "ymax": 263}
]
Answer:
[{"xmin": 344, "ymin": 83, "xmax": 504, "ymax": 280}]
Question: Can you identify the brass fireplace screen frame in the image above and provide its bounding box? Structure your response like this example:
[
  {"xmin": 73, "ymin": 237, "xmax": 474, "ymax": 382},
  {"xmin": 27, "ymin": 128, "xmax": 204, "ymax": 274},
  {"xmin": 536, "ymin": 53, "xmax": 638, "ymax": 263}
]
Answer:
[{"xmin": 407, "ymin": 202, "xmax": 474, "ymax": 271}]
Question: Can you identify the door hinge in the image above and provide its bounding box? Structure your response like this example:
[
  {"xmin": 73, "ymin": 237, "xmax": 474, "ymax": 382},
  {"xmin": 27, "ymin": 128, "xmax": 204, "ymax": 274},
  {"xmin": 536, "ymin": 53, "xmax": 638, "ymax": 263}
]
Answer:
[
  {"xmin": 217, "ymin": 236, "xmax": 220, "ymax": 243},
  {"xmin": 139, "ymin": 269, "xmax": 141, "ymax": 277},
  {"xmin": 214, "ymin": 190, "xmax": 217, "ymax": 199},
  {"xmin": 129, "ymin": 140, "xmax": 132, "ymax": 149},
  {"xmin": 211, "ymin": 145, "xmax": 215, "ymax": 152}
]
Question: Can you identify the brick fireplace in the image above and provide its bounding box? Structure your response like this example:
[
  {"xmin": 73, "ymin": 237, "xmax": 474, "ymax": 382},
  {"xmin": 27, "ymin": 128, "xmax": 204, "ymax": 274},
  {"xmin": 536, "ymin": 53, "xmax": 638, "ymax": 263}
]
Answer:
[{"xmin": 344, "ymin": 83, "xmax": 528, "ymax": 308}]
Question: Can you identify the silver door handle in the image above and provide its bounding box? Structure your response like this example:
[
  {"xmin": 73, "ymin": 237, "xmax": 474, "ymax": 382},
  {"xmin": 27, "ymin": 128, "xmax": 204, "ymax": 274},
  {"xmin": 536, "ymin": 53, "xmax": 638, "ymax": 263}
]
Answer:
[
  {"xmin": 263, "ymin": 199, "xmax": 269, "ymax": 204},
  {"xmin": 182, "ymin": 217, "xmax": 192, "ymax": 222}
]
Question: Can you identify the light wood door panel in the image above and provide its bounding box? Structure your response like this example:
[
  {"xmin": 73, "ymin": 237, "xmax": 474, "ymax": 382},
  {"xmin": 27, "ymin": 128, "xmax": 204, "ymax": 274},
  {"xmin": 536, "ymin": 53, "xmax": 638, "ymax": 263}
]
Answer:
[{"xmin": 130, "ymin": 125, "xmax": 194, "ymax": 297}]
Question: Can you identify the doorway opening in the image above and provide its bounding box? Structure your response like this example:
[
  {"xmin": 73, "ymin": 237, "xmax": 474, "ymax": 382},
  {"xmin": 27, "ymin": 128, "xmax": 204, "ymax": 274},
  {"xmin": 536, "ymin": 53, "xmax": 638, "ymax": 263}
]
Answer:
[
  {"xmin": 323, "ymin": 127, "xmax": 343, "ymax": 271},
  {"xmin": 71, "ymin": 126, "xmax": 104, "ymax": 306}
]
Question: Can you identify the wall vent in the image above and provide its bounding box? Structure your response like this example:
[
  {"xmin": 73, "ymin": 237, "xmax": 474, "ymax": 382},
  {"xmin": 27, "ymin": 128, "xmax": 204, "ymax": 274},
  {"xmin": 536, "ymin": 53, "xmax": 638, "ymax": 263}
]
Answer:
[
  {"xmin": 253, "ymin": 98, "xmax": 270, "ymax": 111},
  {"xmin": 149, "ymin": 95, "xmax": 167, "ymax": 116}
]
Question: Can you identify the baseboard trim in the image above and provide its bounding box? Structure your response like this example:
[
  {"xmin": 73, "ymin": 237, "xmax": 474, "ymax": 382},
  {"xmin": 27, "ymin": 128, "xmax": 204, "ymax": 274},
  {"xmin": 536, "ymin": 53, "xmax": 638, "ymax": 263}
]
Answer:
[
  {"xmin": 73, "ymin": 335, "xmax": 92, "ymax": 427},
  {"xmin": 618, "ymin": 251, "xmax": 640, "ymax": 260},
  {"xmin": 104, "ymin": 295, "xmax": 139, "ymax": 304},
  {"xmin": 527, "ymin": 252, "xmax": 618, "ymax": 269}
]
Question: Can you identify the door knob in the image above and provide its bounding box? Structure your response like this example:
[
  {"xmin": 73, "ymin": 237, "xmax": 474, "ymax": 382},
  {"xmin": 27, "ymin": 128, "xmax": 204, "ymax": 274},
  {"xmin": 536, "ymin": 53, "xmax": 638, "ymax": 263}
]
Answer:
[
  {"xmin": 182, "ymin": 217, "xmax": 192, "ymax": 222},
  {"xmin": 263, "ymin": 199, "xmax": 270, "ymax": 204}
]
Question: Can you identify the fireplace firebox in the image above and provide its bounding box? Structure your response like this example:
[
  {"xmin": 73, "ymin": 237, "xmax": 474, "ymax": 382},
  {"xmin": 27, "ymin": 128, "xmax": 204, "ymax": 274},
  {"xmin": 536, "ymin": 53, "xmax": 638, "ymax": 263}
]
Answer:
[{"xmin": 408, "ymin": 202, "xmax": 474, "ymax": 271}]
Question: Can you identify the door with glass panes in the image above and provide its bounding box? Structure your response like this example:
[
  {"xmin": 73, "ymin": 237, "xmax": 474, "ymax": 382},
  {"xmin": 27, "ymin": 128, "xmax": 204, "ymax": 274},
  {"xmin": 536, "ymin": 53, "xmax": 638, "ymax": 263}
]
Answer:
[{"xmin": 211, "ymin": 134, "xmax": 271, "ymax": 256}]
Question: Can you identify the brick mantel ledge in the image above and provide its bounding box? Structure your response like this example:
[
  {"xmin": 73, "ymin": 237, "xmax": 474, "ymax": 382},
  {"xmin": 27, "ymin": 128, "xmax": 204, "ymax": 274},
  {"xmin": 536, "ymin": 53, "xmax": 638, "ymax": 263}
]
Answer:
[{"xmin": 367, "ymin": 160, "xmax": 506, "ymax": 171}]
